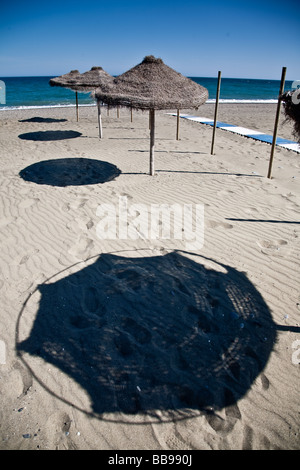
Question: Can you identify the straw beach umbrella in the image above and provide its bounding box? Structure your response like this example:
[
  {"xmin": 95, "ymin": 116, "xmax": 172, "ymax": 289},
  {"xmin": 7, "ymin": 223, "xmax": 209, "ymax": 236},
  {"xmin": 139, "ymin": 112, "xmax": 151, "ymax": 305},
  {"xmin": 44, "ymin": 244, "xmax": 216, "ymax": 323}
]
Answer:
[
  {"xmin": 50, "ymin": 67, "xmax": 114, "ymax": 135},
  {"xmin": 49, "ymin": 69, "xmax": 83, "ymax": 121},
  {"xmin": 93, "ymin": 55, "xmax": 208, "ymax": 175},
  {"xmin": 70, "ymin": 66, "xmax": 114, "ymax": 137},
  {"xmin": 74, "ymin": 66, "xmax": 113, "ymax": 90}
]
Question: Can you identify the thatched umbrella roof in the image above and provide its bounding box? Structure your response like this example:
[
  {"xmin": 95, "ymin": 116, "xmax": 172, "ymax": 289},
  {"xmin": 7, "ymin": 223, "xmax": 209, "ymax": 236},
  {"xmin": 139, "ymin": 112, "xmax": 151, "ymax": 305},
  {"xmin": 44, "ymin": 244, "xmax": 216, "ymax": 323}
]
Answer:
[
  {"xmin": 50, "ymin": 67, "xmax": 113, "ymax": 131},
  {"xmin": 49, "ymin": 69, "xmax": 83, "ymax": 91},
  {"xmin": 93, "ymin": 56, "xmax": 208, "ymax": 175},
  {"xmin": 94, "ymin": 55, "xmax": 208, "ymax": 110},
  {"xmin": 280, "ymin": 90, "xmax": 300, "ymax": 143},
  {"xmin": 72, "ymin": 66, "xmax": 113, "ymax": 91},
  {"xmin": 49, "ymin": 67, "xmax": 113, "ymax": 93},
  {"xmin": 67, "ymin": 66, "xmax": 113, "ymax": 137},
  {"xmin": 50, "ymin": 70, "xmax": 85, "ymax": 121}
]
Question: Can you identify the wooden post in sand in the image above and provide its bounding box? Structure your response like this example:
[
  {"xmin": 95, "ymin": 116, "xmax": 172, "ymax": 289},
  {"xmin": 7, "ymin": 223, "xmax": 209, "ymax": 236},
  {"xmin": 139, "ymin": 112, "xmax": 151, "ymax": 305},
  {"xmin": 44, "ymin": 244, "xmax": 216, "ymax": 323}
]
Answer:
[
  {"xmin": 75, "ymin": 91, "xmax": 79, "ymax": 122},
  {"xmin": 176, "ymin": 109, "xmax": 180, "ymax": 140},
  {"xmin": 117, "ymin": 106, "xmax": 120, "ymax": 118},
  {"xmin": 97, "ymin": 102, "xmax": 102, "ymax": 139},
  {"xmin": 211, "ymin": 71, "xmax": 222, "ymax": 155},
  {"xmin": 150, "ymin": 108, "xmax": 155, "ymax": 176},
  {"xmin": 267, "ymin": 66, "xmax": 286, "ymax": 179},
  {"xmin": 131, "ymin": 106, "xmax": 133, "ymax": 122}
]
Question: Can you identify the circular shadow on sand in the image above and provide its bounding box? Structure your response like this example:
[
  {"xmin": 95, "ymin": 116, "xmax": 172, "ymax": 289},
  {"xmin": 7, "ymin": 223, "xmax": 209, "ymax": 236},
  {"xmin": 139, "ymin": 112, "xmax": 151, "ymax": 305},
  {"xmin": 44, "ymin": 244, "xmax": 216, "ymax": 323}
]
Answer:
[
  {"xmin": 19, "ymin": 158, "xmax": 121, "ymax": 186},
  {"xmin": 18, "ymin": 117, "xmax": 68, "ymax": 123},
  {"xmin": 16, "ymin": 251, "xmax": 277, "ymax": 423},
  {"xmin": 18, "ymin": 130, "xmax": 81, "ymax": 141}
]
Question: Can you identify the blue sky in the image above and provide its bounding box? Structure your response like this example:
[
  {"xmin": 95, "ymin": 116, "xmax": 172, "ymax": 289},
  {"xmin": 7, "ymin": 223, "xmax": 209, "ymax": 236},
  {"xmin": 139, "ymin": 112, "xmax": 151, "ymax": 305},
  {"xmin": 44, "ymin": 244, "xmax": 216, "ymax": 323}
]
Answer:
[{"xmin": 1, "ymin": 0, "xmax": 299, "ymax": 79}]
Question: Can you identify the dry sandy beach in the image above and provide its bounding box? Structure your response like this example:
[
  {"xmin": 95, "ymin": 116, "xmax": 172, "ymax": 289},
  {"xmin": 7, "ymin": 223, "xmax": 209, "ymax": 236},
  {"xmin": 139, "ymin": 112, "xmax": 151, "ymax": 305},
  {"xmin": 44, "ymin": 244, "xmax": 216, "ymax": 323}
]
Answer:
[{"xmin": 0, "ymin": 102, "xmax": 299, "ymax": 450}]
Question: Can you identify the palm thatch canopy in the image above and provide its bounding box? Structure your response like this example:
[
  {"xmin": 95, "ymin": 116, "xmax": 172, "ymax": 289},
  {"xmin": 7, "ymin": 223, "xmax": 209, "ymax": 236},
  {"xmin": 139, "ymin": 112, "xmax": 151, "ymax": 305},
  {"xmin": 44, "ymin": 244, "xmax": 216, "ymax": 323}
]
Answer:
[
  {"xmin": 49, "ymin": 67, "xmax": 113, "ymax": 132},
  {"xmin": 50, "ymin": 67, "xmax": 113, "ymax": 92},
  {"xmin": 93, "ymin": 56, "xmax": 208, "ymax": 175},
  {"xmin": 93, "ymin": 55, "xmax": 208, "ymax": 110},
  {"xmin": 73, "ymin": 66, "xmax": 114, "ymax": 138},
  {"xmin": 280, "ymin": 90, "xmax": 300, "ymax": 143},
  {"xmin": 49, "ymin": 69, "xmax": 84, "ymax": 122},
  {"xmin": 73, "ymin": 66, "xmax": 113, "ymax": 91},
  {"xmin": 49, "ymin": 69, "xmax": 83, "ymax": 92}
]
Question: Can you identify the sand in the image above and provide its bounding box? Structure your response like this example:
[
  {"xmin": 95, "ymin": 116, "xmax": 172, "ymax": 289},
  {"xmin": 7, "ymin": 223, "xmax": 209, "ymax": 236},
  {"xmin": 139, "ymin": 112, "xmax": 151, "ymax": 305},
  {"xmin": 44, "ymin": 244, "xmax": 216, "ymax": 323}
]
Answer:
[{"xmin": 0, "ymin": 103, "xmax": 299, "ymax": 450}]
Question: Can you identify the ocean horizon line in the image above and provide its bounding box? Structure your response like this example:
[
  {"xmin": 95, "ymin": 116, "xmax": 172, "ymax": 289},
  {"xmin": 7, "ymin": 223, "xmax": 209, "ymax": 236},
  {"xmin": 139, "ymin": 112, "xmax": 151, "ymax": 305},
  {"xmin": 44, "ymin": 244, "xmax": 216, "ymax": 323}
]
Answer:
[
  {"xmin": 0, "ymin": 76, "xmax": 291, "ymax": 110},
  {"xmin": 0, "ymin": 99, "xmax": 279, "ymax": 111},
  {"xmin": 0, "ymin": 74, "xmax": 294, "ymax": 82}
]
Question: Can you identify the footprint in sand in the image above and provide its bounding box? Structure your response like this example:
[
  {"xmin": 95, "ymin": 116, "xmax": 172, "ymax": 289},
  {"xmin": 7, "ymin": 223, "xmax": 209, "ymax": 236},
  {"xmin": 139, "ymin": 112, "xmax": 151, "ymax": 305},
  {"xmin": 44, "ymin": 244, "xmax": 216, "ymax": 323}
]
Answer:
[
  {"xmin": 206, "ymin": 220, "xmax": 233, "ymax": 230},
  {"xmin": 19, "ymin": 248, "xmax": 39, "ymax": 265},
  {"xmin": 0, "ymin": 216, "xmax": 17, "ymax": 228},
  {"xmin": 242, "ymin": 424, "xmax": 255, "ymax": 450},
  {"xmin": 19, "ymin": 198, "xmax": 40, "ymax": 209},
  {"xmin": 3, "ymin": 361, "xmax": 33, "ymax": 399},
  {"xmin": 82, "ymin": 286, "xmax": 100, "ymax": 314},
  {"xmin": 245, "ymin": 207, "xmax": 259, "ymax": 215},
  {"xmin": 66, "ymin": 217, "xmax": 91, "ymax": 233},
  {"xmin": 260, "ymin": 373, "xmax": 270, "ymax": 390},
  {"xmin": 257, "ymin": 239, "xmax": 288, "ymax": 251},
  {"xmin": 119, "ymin": 192, "xmax": 134, "ymax": 201},
  {"xmin": 114, "ymin": 331, "xmax": 134, "ymax": 357},
  {"xmin": 217, "ymin": 189, "xmax": 235, "ymax": 197},
  {"xmin": 61, "ymin": 202, "xmax": 71, "ymax": 212},
  {"xmin": 122, "ymin": 317, "xmax": 152, "ymax": 345},
  {"xmin": 205, "ymin": 387, "xmax": 242, "ymax": 436},
  {"xmin": 45, "ymin": 412, "xmax": 76, "ymax": 450},
  {"xmin": 68, "ymin": 236, "xmax": 94, "ymax": 259},
  {"xmin": 86, "ymin": 219, "xmax": 94, "ymax": 230}
]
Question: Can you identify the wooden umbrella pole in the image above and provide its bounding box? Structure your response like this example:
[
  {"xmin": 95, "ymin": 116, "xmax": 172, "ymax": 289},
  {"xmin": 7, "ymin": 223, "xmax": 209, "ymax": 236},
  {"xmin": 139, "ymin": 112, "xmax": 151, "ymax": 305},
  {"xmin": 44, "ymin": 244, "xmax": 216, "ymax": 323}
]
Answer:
[
  {"xmin": 211, "ymin": 71, "xmax": 221, "ymax": 155},
  {"xmin": 97, "ymin": 101, "xmax": 103, "ymax": 139},
  {"xmin": 131, "ymin": 106, "xmax": 133, "ymax": 122},
  {"xmin": 150, "ymin": 108, "xmax": 155, "ymax": 176},
  {"xmin": 75, "ymin": 91, "xmax": 79, "ymax": 122},
  {"xmin": 176, "ymin": 109, "xmax": 180, "ymax": 140},
  {"xmin": 267, "ymin": 66, "xmax": 287, "ymax": 179},
  {"xmin": 117, "ymin": 106, "xmax": 120, "ymax": 118}
]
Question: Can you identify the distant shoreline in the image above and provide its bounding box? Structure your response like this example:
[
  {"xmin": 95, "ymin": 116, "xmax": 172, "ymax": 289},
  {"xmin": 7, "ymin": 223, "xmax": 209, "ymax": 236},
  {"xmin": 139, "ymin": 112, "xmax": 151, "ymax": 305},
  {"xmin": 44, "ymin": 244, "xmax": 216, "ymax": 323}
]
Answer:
[
  {"xmin": 0, "ymin": 76, "xmax": 292, "ymax": 110},
  {"xmin": 0, "ymin": 99, "xmax": 279, "ymax": 111}
]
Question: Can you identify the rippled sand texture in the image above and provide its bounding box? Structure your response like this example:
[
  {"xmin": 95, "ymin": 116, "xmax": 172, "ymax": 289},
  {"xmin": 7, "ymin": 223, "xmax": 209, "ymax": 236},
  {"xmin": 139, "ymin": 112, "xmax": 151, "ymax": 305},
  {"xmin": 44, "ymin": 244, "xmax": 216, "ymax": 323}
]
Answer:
[{"xmin": 0, "ymin": 103, "xmax": 299, "ymax": 449}]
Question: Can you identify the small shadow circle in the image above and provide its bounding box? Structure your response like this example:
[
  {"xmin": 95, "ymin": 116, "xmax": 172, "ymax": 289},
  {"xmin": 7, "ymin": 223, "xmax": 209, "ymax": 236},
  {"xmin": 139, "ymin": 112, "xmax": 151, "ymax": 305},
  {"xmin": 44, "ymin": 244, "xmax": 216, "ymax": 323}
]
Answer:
[
  {"xmin": 18, "ymin": 130, "xmax": 81, "ymax": 141},
  {"xmin": 19, "ymin": 158, "xmax": 121, "ymax": 186}
]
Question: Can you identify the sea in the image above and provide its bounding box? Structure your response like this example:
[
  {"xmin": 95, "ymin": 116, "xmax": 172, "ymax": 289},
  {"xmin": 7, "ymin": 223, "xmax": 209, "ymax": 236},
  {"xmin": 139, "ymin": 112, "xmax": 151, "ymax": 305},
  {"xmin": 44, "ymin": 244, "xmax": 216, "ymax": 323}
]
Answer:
[{"xmin": 0, "ymin": 76, "xmax": 295, "ymax": 110}]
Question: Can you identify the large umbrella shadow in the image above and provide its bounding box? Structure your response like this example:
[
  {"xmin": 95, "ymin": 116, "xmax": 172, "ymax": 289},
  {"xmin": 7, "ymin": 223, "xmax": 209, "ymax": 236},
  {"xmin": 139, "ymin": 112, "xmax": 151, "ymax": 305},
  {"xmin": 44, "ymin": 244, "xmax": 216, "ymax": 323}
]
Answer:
[
  {"xmin": 18, "ymin": 130, "xmax": 82, "ymax": 141},
  {"xmin": 19, "ymin": 158, "xmax": 121, "ymax": 186},
  {"xmin": 17, "ymin": 251, "xmax": 277, "ymax": 421}
]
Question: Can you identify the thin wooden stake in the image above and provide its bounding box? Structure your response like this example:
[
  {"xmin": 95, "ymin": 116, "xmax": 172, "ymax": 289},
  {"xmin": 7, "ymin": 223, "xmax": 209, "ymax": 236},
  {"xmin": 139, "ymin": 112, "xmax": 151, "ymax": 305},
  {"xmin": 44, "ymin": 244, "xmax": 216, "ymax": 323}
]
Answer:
[
  {"xmin": 176, "ymin": 109, "xmax": 180, "ymax": 140},
  {"xmin": 150, "ymin": 108, "xmax": 155, "ymax": 176},
  {"xmin": 97, "ymin": 102, "xmax": 102, "ymax": 138},
  {"xmin": 117, "ymin": 106, "xmax": 120, "ymax": 118},
  {"xmin": 211, "ymin": 71, "xmax": 221, "ymax": 155},
  {"xmin": 107, "ymin": 105, "xmax": 110, "ymax": 116},
  {"xmin": 267, "ymin": 66, "xmax": 287, "ymax": 179},
  {"xmin": 131, "ymin": 106, "xmax": 133, "ymax": 122},
  {"xmin": 75, "ymin": 91, "xmax": 79, "ymax": 122}
]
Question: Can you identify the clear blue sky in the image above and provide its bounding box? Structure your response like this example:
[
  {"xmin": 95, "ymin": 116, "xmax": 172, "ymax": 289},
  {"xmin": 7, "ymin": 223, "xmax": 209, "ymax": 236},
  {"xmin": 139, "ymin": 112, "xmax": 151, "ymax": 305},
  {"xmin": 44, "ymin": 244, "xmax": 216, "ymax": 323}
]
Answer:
[{"xmin": 1, "ymin": 0, "xmax": 299, "ymax": 79}]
